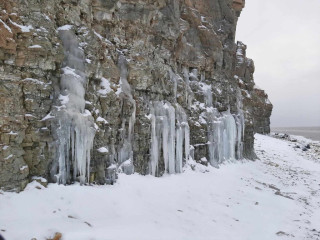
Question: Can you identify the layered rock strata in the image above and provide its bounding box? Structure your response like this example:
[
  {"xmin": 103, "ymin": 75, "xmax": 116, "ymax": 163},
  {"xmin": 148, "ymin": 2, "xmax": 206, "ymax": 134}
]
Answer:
[{"xmin": 0, "ymin": 0, "xmax": 272, "ymax": 191}]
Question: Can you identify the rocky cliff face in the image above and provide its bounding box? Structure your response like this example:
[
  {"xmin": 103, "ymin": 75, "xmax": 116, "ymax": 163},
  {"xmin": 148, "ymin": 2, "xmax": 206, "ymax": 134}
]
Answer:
[{"xmin": 0, "ymin": 0, "xmax": 272, "ymax": 191}]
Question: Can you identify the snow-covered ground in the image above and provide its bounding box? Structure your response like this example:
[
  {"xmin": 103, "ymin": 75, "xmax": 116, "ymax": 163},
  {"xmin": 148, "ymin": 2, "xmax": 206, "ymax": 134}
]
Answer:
[{"xmin": 1, "ymin": 134, "xmax": 320, "ymax": 240}]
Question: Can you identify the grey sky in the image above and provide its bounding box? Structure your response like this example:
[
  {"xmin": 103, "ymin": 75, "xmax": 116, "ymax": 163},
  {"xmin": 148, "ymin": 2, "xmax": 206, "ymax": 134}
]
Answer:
[{"xmin": 236, "ymin": 0, "xmax": 320, "ymax": 127}]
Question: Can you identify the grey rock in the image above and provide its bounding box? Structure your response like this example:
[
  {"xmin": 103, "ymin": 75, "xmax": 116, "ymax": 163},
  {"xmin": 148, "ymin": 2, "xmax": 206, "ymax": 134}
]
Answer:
[{"xmin": 0, "ymin": 0, "xmax": 272, "ymax": 191}]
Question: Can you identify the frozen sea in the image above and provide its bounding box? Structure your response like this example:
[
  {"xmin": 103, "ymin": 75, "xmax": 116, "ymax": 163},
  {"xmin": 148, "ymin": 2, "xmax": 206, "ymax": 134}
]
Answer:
[{"xmin": 272, "ymin": 126, "xmax": 320, "ymax": 141}]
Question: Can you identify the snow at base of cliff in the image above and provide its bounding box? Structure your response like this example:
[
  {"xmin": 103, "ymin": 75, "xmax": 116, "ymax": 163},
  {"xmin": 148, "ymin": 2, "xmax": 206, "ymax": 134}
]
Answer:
[{"xmin": 0, "ymin": 134, "xmax": 319, "ymax": 240}]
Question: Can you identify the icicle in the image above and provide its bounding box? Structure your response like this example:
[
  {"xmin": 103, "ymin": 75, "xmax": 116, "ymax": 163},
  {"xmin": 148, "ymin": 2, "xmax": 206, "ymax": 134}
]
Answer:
[
  {"xmin": 175, "ymin": 104, "xmax": 190, "ymax": 173},
  {"xmin": 150, "ymin": 111, "xmax": 159, "ymax": 176},
  {"xmin": 234, "ymin": 89, "xmax": 245, "ymax": 159},
  {"xmin": 204, "ymin": 82, "xmax": 240, "ymax": 167},
  {"xmin": 166, "ymin": 103, "xmax": 176, "ymax": 174},
  {"xmin": 149, "ymin": 102, "xmax": 175, "ymax": 175},
  {"xmin": 222, "ymin": 111, "xmax": 237, "ymax": 161},
  {"xmin": 117, "ymin": 54, "xmax": 136, "ymax": 174},
  {"xmin": 206, "ymin": 109, "xmax": 221, "ymax": 167},
  {"xmin": 149, "ymin": 101, "xmax": 190, "ymax": 176},
  {"xmin": 184, "ymin": 123, "xmax": 190, "ymax": 163},
  {"xmin": 175, "ymin": 123, "xmax": 184, "ymax": 173},
  {"xmin": 203, "ymin": 84, "xmax": 220, "ymax": 167},
  {"xmin": 53, "ymin": 27, "xmax": 95, "ymax": 185}
]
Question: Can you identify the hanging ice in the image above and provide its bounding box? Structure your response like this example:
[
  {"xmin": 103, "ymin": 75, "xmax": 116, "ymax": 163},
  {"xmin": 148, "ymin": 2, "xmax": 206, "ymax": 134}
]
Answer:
[
  {"xmin": 149, "ymin": 101, "xmax": 190, "ymax": 176},
  {"xmin": 117, "ymin": 54, "xmax": 136, "ymax": 174},
  {"xmin": 234, "ymin": 89, "xmax": 245, "ymax": 159},
  {"xmin": 149, "ymin": 101, "xmax": 175, "ymax": 176},
  {"xmin": 203, "ymin": 82, "xmax": 244, "ymax": 167},
  {"xmin": 51, "ymin": 26, "xmax": 95, "ymax": 184},
  {"xmin": 175, "ymin": 104, "xmax": 190, "ymax": 173}
]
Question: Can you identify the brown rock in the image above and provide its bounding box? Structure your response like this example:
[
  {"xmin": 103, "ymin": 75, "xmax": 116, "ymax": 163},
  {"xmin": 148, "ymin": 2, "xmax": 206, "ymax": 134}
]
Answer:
[
  {"xmin": 49, "ymin": 232, "xmax": 62, "ymax": 240},
  {"xmin": 233, "ymin": 0, "xmax": 246, "ymax": 12}
]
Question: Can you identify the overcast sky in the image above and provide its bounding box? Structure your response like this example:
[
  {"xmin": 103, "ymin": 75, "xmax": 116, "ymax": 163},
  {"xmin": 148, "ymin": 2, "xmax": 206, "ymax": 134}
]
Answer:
[{"xmin": 236, "ymin": 0, "xmax": 320, "ymax": 127}]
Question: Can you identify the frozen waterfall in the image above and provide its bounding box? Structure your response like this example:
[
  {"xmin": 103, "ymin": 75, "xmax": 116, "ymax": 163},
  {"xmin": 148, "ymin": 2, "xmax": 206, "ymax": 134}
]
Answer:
[
  {"xmin": 234, "ymin": 90, "xmax": 245, "ymax": 160},
  {"xmin": 204, "ymin": 84, "xmax": 244, "ymax": 167},
  {"xmin": 149, "ymin": 102, "xmax": 190, "ymax": 176},
  {"xmin": 51, "ymin": 26, "xmax": 95, "ymax": 184},
  {"xmin": 117, "ymin": 54, "xmax": 136, "ymax": 174},
  {"xmin": 175, "ymin": 104, "xmax": 190, "ymax": 173}
]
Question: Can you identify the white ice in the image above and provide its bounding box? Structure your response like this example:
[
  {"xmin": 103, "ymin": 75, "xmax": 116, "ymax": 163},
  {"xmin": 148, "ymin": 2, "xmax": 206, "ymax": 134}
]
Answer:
[
  {"xmin": 116, "ymin": 55, "xmax": 136, "ymax": 174},
  {"xmin": 52, "ymin": 28, "xmax": 95, "ymax": 185},
  {"xmin": 149, "ymin": 101, "xmax": 190, "ymax": 176},
  {"xmin": 1, "ymin": 134, "xmax": 320, "ymax": 240},
  {"xmin": 204, "ymin": 85, "xmax": 243, "ymax": 166}
]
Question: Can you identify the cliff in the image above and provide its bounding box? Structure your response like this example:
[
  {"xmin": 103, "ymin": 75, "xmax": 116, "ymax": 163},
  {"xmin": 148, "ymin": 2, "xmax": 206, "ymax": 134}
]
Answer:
[{"xmin": 0, "ymin": 0, "xmax": 272, "ymax": 191}]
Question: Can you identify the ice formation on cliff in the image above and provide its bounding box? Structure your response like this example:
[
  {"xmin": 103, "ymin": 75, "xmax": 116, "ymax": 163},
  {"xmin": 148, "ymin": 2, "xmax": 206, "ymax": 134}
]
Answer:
[
  {"xmin": 203, "ymin": 77, "xmax": 244, "ymax": 167},
  {"xmin": 51, "ymin": 27, "xmax": 95, "ymax": 184},
  {"xmin": 149, "ymin": 101, "xmax": 191, "ymax": 176},
  {"xmin": 149, "ymin": 67, "xmax": 245, "ymax": 175},
  {"xmin": 117, "ymin": 54, "xmax": 136, "ymax": 174}
]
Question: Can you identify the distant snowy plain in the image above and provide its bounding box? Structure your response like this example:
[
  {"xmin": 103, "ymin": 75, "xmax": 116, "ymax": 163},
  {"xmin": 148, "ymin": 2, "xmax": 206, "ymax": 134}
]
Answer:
[{"xmin": 1, "ymin": 134, "xmax": 319, "ymax": 240}]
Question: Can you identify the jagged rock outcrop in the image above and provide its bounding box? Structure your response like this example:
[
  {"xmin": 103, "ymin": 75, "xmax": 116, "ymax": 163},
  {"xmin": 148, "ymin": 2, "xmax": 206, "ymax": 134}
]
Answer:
[
  {"xmin": 235, "ymin": 41, "xmax": 273, "ymax": 158},
  {"xmin": 0, "ymin": 0, "xmax": 272, "ymax": 191}
]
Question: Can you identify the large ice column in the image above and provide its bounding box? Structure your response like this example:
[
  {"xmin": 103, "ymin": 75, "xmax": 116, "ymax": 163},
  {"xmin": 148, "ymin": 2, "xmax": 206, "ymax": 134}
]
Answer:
[
  {"xmin": 234, "ymin": 90, "xmax": 245, "ymax": 159},
  {"xmin": 52, "ymin": 26, "xmax": 95, "ymax": 184},
  {"xmin": 175, "ymin": 104, "xmax": 190, "ymax": 173},
  {"xmin": 207, "ymin": 110, "xmax": 237, "ymax": 165},
  {"xmin": 236, "ymin": 111, "xmax": 245, "ymax": 159},
  {"xmin": 150, "ymin": 113, "xmax": 159, "ymax": 176},
  {"xmin": 149, "ymin": 101, "xmax": 176, "ymax": 176},
  {"xmin": 206, "ymin": 107, "xmax": 220, "ymax": 167},
  {"xmin": 117, "ymin": 55, "xmax": 136, "ymax": 174},
  {"xmin": 203, "ymin": 83, "xmax": 220, "ymax": 166},
  {"xmin": 221, "ymin": 111, "xmax": 237, "ymax": 161},
  {"xmin": 149, "ymin": 101, "xmax": 190, "ymax": 176},
  {"xmin": 203, "ymin": 83, "xmax": 240, "ymax": 166},
  {"xmin": 167, "ymin": 104, "xmax": 176, "ymax": 173}
]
